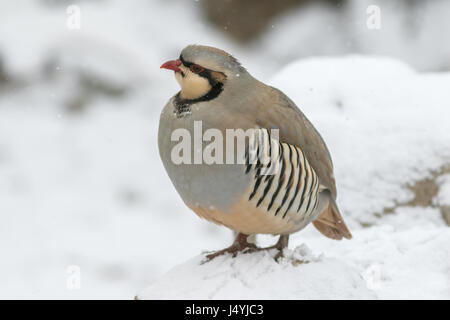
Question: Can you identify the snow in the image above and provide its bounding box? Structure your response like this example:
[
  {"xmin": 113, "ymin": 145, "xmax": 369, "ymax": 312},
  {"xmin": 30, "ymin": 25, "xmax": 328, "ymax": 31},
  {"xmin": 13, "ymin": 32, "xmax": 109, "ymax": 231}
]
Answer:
[
  {"xmin": 270, "ymin": 56, "xmax": 450, "ymax": 225},
  {"xmin": 0, "ymin": 0, "xmax": 249, "ymax": 299},
  {"xmin": 137, "ymin": 246, "xmax": 376, "ymax": 300},
  {"xmin": 257, "ymin": 0, "xmax": 450, "ymax": 72},
  {"xmin": 138, "ymin": 217, "xmax": 450, "ymax": 300},
  {"xmin": 1, "ymin": 0, "xmax": 450, "ymax": 300},
  {"xmin": 138, "ymin": 57, "xmax": 450, "ymax": 300}
]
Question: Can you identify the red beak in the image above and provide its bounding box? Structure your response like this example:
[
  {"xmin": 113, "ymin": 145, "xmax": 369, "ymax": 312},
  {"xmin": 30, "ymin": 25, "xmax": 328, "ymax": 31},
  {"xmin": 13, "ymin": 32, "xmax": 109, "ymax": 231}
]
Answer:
[{"xmin": 160, "ymin": 59, "xmax": 182, "ymax": 72}]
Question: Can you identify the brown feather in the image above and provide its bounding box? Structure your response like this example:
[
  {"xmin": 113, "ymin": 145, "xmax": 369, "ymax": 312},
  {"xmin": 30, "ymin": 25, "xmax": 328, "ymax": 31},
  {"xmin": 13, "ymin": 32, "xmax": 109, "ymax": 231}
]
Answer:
[
  {"xmin": 210, "ymin": 70, "xmax": 227, "ymax": 83},
  {"xmin": 312, "ymin": 197, "xmax": 352, "ymax": 240},
  {"xmin": 254, "ymin": 85, "xmax": 337, "ymax": 198}
]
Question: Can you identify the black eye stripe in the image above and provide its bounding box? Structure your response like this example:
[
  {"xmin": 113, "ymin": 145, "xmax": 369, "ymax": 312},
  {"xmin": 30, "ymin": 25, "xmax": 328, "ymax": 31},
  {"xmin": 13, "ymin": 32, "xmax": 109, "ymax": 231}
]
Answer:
[
  {"xmin": 181, "ymin": 57, "xmax": 202, "ymax": 74},
  {"xmin": 180, "ymin": 55, "xmax": 204, "ymax": 73},
  {"xmin": 179, "ymin": 54, "xmax": 227, "ymax": 86},
  {"xmin": 179, "ymin": 55, "xmax": 192, "ymax": 67}
]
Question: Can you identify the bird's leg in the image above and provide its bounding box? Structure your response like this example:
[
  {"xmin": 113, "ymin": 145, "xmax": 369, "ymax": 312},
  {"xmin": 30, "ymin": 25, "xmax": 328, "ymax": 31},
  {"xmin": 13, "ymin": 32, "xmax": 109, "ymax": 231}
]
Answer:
[
  {"xmin": 205, "ymin": 233, "xmax": 257, "ymax": 261},
  {"xmin": 272, "ymin": 234, "xmax": 289, "ymax": 261},
  {"xmin": 254, "ymin": 234, "xmax": 289, "ymax": 261}
]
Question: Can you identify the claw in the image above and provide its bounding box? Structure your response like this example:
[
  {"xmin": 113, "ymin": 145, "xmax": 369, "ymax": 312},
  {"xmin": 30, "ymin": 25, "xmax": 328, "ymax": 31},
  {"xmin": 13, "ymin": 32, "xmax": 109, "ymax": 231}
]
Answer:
[
  {"xmin": 205, "ymin": 233, "xmax": 256, "ymax": 261},
  {"xmin": 203, "ymin": 233, "xmax": 289, "ymax": 263}
]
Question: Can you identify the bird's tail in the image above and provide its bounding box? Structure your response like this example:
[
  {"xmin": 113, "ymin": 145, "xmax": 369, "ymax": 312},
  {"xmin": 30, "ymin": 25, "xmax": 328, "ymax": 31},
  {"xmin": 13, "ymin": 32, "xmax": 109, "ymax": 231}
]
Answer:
[{"xmin": 312, "ymin": 192, "xmax": 352, "ymax": 240}]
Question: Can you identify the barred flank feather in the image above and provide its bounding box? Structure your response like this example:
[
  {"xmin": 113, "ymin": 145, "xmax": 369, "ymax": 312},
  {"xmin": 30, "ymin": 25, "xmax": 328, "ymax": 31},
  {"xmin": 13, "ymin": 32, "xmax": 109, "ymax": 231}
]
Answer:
[{"xmin": 245, "ymin": 129, "xmax": 320, "ymax": 222}]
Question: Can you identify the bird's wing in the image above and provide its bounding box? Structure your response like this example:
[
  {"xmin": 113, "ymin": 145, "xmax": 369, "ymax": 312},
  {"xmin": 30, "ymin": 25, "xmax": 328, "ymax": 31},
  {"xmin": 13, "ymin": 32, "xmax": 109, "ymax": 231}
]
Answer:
[
  {"xmin": 253, "ymin": 85, "xmax": 337, "ymax": 198},
  {"xmin": 253, "ymin": 86, "xmax": 352, "ymax": 239}
]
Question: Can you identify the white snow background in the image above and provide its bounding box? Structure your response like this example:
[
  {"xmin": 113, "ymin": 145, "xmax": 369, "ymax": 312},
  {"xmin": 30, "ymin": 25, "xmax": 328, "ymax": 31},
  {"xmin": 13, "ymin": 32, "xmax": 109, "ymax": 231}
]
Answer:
[{"xmin": 0, "ymin": 0, "xmax": 449, "ymax": 299}]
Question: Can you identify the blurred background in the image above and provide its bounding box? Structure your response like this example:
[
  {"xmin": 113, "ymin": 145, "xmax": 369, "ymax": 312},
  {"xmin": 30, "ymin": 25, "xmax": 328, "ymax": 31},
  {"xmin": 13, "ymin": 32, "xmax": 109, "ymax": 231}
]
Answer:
[{"xmin": 1, "ymin": 0, "xmax": 449, "ymax": 299}]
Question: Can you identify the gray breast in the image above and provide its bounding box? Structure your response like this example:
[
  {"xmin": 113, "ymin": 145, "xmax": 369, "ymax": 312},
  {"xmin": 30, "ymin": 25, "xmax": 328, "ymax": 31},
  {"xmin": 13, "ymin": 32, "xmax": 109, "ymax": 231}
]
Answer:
[{"xmin": 158, "ymin": 98, "xmax": 250, "ymax": 212}]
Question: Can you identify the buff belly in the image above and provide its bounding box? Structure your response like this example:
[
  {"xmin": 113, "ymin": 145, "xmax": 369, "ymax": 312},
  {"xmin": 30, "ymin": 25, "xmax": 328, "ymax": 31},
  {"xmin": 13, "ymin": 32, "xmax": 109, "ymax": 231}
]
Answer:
[{"xmin": 189, "ymin": 202, "xmax": 300, "ymax": 235}]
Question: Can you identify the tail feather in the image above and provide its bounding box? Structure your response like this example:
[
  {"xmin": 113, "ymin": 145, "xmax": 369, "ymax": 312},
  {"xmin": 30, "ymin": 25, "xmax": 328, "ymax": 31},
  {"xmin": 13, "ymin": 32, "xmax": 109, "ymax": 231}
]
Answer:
[{"xmin": 312, "ymin": 193, "xmax": 352, "ymax": 240}]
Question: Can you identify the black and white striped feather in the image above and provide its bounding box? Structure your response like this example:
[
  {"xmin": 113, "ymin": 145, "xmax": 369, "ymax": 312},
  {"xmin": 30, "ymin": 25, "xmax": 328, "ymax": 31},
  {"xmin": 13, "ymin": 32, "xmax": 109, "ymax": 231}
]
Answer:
[{"xmin": 244, "ymin": 128, "xmax": 321, "ymax": 222}]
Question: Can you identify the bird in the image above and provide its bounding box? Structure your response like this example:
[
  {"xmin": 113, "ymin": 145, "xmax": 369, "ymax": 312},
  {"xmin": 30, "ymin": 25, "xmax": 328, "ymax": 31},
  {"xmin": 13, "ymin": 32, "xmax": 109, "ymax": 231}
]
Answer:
[{"xmin": 158, "ymin": 45, "xmax": 352, "ymax": 261}]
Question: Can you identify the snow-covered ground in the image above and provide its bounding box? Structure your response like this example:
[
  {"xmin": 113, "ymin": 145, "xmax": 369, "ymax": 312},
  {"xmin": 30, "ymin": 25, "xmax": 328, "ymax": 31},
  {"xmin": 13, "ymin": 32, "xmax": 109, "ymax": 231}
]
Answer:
[
  {"xmin": 1, "ymin": 1, "xmax": 449, "ymax": 299},
  {"xmin": 138, "ymin": 211, "xmax": 450, "ymax": 299},
  {"xmin": 138, "ymin": 57, "xmax": 450, "ymax": 300}
]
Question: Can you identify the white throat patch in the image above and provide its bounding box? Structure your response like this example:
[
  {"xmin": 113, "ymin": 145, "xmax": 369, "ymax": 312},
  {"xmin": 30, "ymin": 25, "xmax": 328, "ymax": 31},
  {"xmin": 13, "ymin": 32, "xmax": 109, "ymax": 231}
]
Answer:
[{"xmin": 175, "ymin": 65, "xmax": 211, "ymax": 100}]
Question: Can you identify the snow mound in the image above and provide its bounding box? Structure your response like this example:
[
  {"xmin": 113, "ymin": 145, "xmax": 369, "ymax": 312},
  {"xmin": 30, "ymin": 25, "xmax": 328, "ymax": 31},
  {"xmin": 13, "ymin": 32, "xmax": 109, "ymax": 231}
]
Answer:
[
  {"xmin": 136, "ymin": 245, "xmax": 375, "ymax": 300},
  {"xmin": 137, "ymin": 219, "xmax": 450, "ymax": 300}
]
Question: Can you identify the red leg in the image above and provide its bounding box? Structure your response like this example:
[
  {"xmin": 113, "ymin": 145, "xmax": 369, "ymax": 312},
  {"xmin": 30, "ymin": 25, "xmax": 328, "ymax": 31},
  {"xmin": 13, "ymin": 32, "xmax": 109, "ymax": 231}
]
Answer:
[
  {"xmin": 205, "ymin": 233, "xmax": 257, "ymax": 261},
  {"xmin": 204, "ymin": 233, "xmax": 289, "ymax": 262}
]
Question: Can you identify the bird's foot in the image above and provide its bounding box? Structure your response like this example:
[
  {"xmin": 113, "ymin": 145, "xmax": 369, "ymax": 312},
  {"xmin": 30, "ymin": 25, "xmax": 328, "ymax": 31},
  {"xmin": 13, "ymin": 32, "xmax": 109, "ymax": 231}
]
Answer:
[
  {"xmin": 204, "ymin": 233, "xmax": 257, "ymax": 261},
  {"xmin": 204, "ymin": 234, "xmax": 289, "ymax": 262},
  {"xmin": 251, "ymin": 234, "xmax": 289, "ymax": 261}
]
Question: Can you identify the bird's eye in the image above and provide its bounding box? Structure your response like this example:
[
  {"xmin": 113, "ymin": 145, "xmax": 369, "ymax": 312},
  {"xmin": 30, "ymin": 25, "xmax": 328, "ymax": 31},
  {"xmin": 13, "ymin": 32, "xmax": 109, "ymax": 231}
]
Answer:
[{"xmin": 190, "ymin": 64, "xmax": 204, "ymax": 74}]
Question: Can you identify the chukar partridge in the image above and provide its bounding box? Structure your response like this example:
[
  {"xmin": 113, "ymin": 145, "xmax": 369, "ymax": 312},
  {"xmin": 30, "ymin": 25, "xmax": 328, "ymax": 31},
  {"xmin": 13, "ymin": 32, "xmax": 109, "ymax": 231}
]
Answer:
[{"xmin": 159, "ymin": 45, "xmax": 352, "ymax": 260}]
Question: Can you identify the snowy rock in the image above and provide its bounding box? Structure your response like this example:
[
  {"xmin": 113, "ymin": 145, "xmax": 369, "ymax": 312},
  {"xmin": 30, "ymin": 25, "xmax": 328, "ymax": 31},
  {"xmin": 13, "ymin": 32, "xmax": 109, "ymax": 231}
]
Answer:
[
  {"xmin": 436, "ymin": 174, "xmax": 450, "ymax": 225},
  {"xmin": 136, "ymin": 244, "xmax": 375, "ymax": 300},
  {"xmin": 137, "ymin": 221, "xmax": 450, "ymax": 300},
  {"xmin": 437, "ymin": 174, "xmax": 450, "ymax": 207}
]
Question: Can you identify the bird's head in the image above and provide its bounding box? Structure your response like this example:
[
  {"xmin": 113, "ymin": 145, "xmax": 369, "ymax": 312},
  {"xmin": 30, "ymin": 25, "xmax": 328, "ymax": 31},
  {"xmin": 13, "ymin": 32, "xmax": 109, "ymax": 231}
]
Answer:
[{"xmin": 160, "ymin": 45, "xmax": 246, "ymax": 101}]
